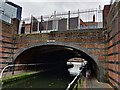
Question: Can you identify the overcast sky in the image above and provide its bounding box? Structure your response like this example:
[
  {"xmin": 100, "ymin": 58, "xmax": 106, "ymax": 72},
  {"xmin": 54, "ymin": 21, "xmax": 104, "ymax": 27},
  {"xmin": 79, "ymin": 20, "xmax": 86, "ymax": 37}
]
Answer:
[{"xmin": 9, "ymin": 0, "xmax": 110, "ymax": 19}]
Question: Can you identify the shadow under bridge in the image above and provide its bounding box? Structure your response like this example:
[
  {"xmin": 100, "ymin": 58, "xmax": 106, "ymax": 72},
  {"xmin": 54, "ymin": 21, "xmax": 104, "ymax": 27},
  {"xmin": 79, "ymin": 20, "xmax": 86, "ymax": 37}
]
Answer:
[{"xmin": 14, "ymin": 44, "xmax": 102, "ymax": 80}]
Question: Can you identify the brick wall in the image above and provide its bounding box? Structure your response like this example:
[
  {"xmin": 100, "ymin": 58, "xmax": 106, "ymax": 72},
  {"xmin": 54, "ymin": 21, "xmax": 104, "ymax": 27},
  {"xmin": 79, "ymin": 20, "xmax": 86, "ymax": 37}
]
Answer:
[
  {"xmin": 0, "ymin": 18, "xmax": 19, "ymax": 70},
  {"xmin": 105, "ymin": 1, "xmax": 120, "ymax": 89}
]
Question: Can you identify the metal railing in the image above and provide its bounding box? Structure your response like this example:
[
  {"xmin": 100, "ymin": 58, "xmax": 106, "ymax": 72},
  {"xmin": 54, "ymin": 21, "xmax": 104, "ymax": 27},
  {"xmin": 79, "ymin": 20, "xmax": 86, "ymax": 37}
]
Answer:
[
  {"xmin": 0, "ymin": 62, "xmax": 67, "ymax": 79},
  {"xmin": 66, "ymin": 71, "xmax": 82, "ymax": 90},
  {"xmin": 19, "ymin": 8, "xmax": 103, "ymax": 34},
  {"xmin": 66, "ymin": 61, "xmax": 87, "ymax": 90},
  {"xmin": 0, "ymin": 63, "xmax": 49, "ymax": 79}
]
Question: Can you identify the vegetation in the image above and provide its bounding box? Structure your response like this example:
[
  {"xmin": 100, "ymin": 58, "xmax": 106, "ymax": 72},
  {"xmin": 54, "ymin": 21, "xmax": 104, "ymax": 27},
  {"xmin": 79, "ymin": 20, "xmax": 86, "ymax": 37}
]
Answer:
[
  {"xmin": 104, "ymin": 71, "xmax": 109, "ymax": 83},
  {"xmin": 2, "ymin": 71, "xmax": 39, "ymax": 84},
  {"xmin": 72, "ymin": 77, "xmax": 84, "ymax": 90},
  {"xmin": 77, "ymin": 78, "xmax": 84, "ymax": 90}
]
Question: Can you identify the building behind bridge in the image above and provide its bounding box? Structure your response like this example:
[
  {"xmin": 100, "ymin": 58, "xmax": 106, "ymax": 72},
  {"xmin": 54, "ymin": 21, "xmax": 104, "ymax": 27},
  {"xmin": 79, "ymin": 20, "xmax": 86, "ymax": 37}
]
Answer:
[
  {"xmin": 21, "ymin": 16, "xmax": 102, "ymax": 34},
  {"xmin": 0, "ymin": 0, "xmax": 22, "ymax": 68},
  {"xmin": 20, "ymin": 9, "xmax": 103, "ymax": 34}
]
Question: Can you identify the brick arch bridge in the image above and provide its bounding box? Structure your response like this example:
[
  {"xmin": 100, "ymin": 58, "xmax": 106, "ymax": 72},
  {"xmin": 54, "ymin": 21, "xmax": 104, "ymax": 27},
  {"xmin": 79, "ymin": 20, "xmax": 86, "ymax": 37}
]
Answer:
[
  {"xmin": 14, "ymin": 42, "xmax": 104, "ymax": 81},
  {"xmin": 1, "ymin": 2, "xmax": 120, "ymax": 89},
  {"xmin": 13, "ymin": 28, "xmax": 106, "ymax": 81}
]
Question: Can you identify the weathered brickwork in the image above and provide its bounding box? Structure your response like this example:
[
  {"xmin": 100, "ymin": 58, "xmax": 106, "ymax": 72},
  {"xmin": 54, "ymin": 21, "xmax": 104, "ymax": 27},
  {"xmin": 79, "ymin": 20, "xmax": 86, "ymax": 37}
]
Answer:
[
  {"xmin": 0, "ymin": 2, "xmax": 119, "ymax": 89},
  {"xmin": 13, "ymin": 28, "xmax": 108, "ymax": 82},
  {"xmin": 105, "ymin": 1, "xmax": 120, "ymax": 89},
  {"xmin": 16, "ymin": 28, "xmax": 106, "ymax": 69},
  {"xmin": 0, "ymin": 19, "xmax": 19, "ymax": 70},
  {"xmin": 13, "ymin": 2, "xmax": 120, "ymax": 88}
]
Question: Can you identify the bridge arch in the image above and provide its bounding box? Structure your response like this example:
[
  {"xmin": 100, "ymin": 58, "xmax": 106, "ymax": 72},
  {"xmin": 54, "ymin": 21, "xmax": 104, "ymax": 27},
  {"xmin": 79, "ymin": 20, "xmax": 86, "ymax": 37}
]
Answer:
[{"xmin": 14, "ymin": 42, "xmax": 104, "ymax": 81}]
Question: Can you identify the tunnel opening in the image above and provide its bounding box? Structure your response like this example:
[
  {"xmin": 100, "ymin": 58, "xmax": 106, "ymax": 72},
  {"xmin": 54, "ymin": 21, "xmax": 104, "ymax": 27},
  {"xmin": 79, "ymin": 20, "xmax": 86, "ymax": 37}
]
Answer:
[
  {"xmin": 67, "ymin": 57, "xmax": 98, "ymax": 79},
  {"xmin": 14, "ymin": 44, "xmax": 100, "ymax": 80}
]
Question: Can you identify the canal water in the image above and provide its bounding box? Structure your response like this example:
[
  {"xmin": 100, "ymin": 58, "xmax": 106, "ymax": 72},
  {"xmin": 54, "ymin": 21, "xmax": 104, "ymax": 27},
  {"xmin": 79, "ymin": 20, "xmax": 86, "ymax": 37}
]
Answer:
[{"xmin": 2, "ymin": 62, "xmax": 82, "ymax": 89}]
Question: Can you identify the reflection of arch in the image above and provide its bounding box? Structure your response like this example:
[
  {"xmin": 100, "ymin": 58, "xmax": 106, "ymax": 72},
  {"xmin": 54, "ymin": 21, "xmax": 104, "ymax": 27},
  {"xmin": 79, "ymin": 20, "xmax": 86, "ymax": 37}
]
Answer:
[{"xmin": 14, "ymin": 42, "xmax": 104, "ymax": 81}]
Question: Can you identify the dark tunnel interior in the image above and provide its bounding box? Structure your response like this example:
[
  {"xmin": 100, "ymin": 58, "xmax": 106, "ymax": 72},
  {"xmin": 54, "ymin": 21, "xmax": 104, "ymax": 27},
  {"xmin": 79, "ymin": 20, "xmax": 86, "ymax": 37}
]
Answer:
[{"xmin": 14, "ymin": 45, "xmax": 98, "ymax": 78}]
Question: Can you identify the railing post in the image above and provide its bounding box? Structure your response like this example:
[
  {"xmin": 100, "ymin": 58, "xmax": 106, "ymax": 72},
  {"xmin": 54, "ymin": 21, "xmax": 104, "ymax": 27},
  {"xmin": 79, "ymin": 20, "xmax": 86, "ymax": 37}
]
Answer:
[
  {"xmin": 67, "ymin": 11, "xmax": 70, "ymax": 30},
  {"xmin": 78, "ymin": 9, "xmax": 80, "ymax": 29},
  {"xmin": 39, "ymin": 15, "xmax": 43, "ymax": 33},
  {"xmin": 12, "ymin": 67, "xmax": 14, "ymax": 75}
]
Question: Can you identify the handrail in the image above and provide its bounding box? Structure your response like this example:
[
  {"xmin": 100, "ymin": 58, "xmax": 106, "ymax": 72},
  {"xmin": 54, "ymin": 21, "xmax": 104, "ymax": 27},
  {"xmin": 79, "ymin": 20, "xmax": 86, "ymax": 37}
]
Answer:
[
  {"xmin": 66, "ymin": 61, "xmax": 87, "ymax": 90},
  {"xmin": 0, "ymin": 62, "xmax": 67, "ymax": 79},
  {"xmin": 0, "ymin": 65, "xmax": 13, "ymax": 79},
  {"xmin": 0, "ymin": 63, "xmax": 48, "ymax": 79},
  {"xmin": 66, "ymin": 71, "xmax": 82, "ymax": 90}
]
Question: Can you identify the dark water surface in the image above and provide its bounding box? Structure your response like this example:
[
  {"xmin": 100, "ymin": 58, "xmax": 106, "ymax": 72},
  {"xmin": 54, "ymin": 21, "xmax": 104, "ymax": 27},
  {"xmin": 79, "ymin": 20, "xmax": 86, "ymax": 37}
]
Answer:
[{"xmin": 2, "ymin": 62, "xmax": 82, "ymax": 89}]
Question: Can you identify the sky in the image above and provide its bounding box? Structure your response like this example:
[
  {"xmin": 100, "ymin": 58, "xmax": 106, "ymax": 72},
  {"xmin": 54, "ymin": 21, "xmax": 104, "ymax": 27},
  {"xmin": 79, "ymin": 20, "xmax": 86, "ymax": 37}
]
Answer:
[{"xmin": 8, "ymin": 0, "xmax": 110, "ymax": 19}]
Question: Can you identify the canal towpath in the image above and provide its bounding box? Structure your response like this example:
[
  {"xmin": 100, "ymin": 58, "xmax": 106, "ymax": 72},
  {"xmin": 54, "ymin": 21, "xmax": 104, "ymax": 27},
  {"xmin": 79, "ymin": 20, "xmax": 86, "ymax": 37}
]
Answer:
[{"xmin": 81, "ymin": 78, "xmax": 113, "ymax": 90}]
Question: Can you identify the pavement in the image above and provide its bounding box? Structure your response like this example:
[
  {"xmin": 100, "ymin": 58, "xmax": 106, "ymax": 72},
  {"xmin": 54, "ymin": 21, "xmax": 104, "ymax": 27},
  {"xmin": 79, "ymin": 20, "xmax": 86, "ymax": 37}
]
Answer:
[{"xmin": 81, "ymin": 78, "xmax": 113, "ymax": 90}]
